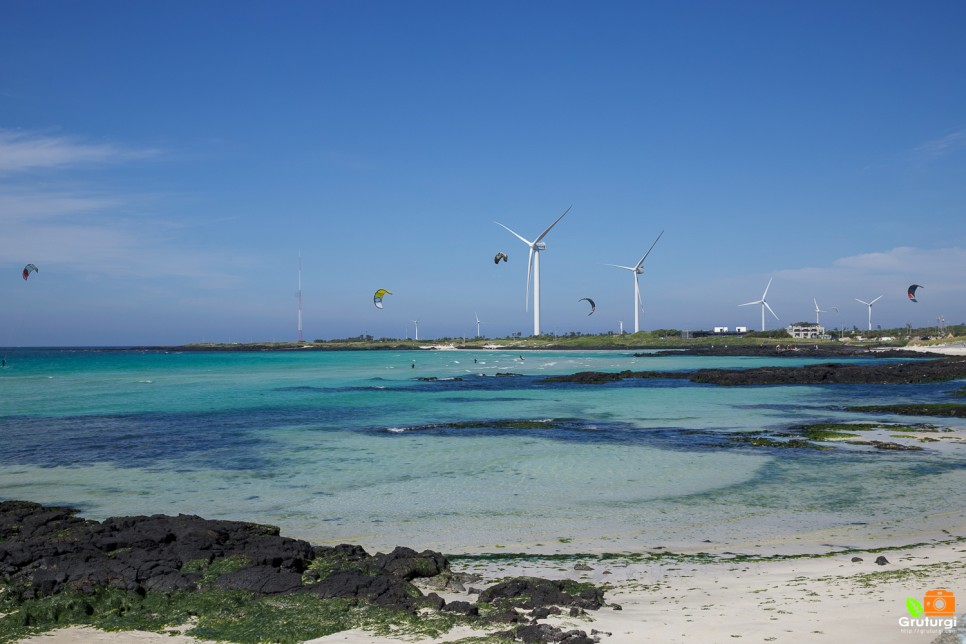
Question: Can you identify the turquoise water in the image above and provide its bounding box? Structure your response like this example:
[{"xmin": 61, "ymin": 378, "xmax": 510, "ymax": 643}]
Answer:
[{"xmin": 1, "ymin": 348, "xmax": 963, "ymax": 554}]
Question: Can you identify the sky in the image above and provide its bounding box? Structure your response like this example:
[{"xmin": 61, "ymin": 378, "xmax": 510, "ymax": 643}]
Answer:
[{"xmin": 1, "ymin": 1, "xmax": 965, "ymax": 345}]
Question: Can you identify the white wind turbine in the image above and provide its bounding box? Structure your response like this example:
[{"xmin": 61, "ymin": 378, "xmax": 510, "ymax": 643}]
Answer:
[
  {"xmin": 495, "ymin": 206, "xmax": 571, "ymax": 336},
  {"xmin": 474, "ymin": 312, "xmax": 481, "ymax": 338},
  {"xmin": 739, "ymin": 277, "xmax": 779, "ymax": 331},
  {"xmin": 606, "ymin": 230, "xmax": 664, "ymax": 334},
  {"xmin": 412, "ymin": 320, "xmax": 419, "ymax": 341},
  {"xmin": 855, "ymin": 296, "xmax": 882, "ymax": 331},
  {"xmin": 813, "ymin": 298, "xmax": 828, "ymax": 325}
]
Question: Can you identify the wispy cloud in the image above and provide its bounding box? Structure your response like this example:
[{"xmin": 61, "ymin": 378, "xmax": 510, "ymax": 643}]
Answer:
[
  {"xmin": 0, "ymin": 129, "xmax": 160, "ymax": 173},
  {"xmin": 0, "ymin": 130, "xmax": 246, "ymax": 289},
  {"xmin": 0, "ymin": 189, "xmax": 121, "ymax": 223},
  {"xmin": 775, "ymin": 246, "xmax": 966, "ymax": 296},
  {"xmin": 913, "ymin": 127, "xmax": 966, "ymax": 159}
]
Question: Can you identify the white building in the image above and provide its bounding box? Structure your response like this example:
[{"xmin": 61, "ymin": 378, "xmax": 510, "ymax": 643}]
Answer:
[
  {"xmin": 713, "ymin": 326, "xmax": 729, "ymax": 333},
  {"xmin": 786, "ymin": 323, "xmax": 826, "ymax": 339}
]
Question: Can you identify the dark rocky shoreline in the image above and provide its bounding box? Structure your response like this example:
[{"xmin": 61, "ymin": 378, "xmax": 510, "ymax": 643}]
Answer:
[
  {"xmin": 0, "ymin": 500, "xmax": 606, "ymax": 643},
  {"xmin": 545, "ymin": 355, "xmax": 966, "ymax": 386}
]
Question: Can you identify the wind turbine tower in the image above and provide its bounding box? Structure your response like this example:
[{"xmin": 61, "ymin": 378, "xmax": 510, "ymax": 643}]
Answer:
[
  {"xmin": 606, "ymin": 230, "xmax": 664, "ymax": 333},
  {"xmin": 475, "ymin": 312, "xmax": 481, "ymax": 338},
  {"xmin": 495, "ymin": 206, "xmax": 571, "ymax": 336},
  {"xmin": 297, "ymin": 253, "xmax": 303, "ymax": 342},
  {"xmin": 739, "ymin": 277, "xmax": 779, "ymax": 331},
  {"xmin": 813, "ymin": 298, "xmax": 827, "ymax": 325},
  {"xmin": 412, "ymin": 320, "xmax": 419, "ymax": 342},
  {"xmin": 855, "ymin": 296, "xmax": 882, "ymax": 331}
]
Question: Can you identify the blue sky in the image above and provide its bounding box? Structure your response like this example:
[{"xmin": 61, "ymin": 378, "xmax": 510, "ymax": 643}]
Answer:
[{"xmin": 2, "ymin": 1, "xmax": 965, "ymax": 345}]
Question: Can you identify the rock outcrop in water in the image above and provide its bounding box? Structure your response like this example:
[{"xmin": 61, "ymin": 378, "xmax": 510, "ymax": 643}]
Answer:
[
  {"xmin": 0, "ymin": 500, "xmax": 606, "ymax": 642},
  {"xmin": 545, "ymin": 356, "xmax": 966, "ymax": 386}
]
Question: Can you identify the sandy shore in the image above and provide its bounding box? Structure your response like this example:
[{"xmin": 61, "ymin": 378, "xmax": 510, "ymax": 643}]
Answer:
[
  {"xmin": 21, "ymin": 533, "xmax": 964, "ymax": 644},
  {"xmin": 889, "ymin": 343, "xmax": 966, "ymax": 356}
]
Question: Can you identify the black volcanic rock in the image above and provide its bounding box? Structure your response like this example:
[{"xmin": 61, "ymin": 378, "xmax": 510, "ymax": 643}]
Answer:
[
  {"xmin": 478, "ymin": 577, "xmax": 604, "ymax": 610},
  {"xmin": 544, "ymin": 357, "xmax": 966, "ymax": 387},
  {"xmin": 0, "ymin": 500, "xmax": 606, "ymax": 631}
]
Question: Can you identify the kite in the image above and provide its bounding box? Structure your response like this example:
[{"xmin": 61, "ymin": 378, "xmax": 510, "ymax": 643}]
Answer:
[
  {"xmin": 493, "ymin": 252, "xmax": 508, "ymax": 264},
  {"xmin": 22, "ymin": 264, "xmax": 38, "ymax": 281},
  {"xmin": 373, "ymin": 288, "xmax": 392, "ymax": 309},
  {"xmin": 907, "ymin": 284, "xmax": 923, "ymax": 302},
  {"xmin": 579, "ymin": 297, "xmax": 596, "ymax": 315}
]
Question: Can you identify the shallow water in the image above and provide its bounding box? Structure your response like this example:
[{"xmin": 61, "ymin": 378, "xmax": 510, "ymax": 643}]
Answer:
[{"xmin": 1, "ymin": 348, "xmax": 963, "ymax": 554}]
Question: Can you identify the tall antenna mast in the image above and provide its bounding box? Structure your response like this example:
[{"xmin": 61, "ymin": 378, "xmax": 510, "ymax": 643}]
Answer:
[{"xmin": 297, "ymin": 252, "xmax": 303, "ymax": 342}]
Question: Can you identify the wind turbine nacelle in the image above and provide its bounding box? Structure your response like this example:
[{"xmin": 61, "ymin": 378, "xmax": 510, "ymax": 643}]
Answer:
[{"xmin": 534, "ymin": 242, "xmax": 546, "ymax": 250}]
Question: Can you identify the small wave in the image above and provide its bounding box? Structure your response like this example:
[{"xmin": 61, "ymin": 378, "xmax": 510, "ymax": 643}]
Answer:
[
  {"xmin": 386, "ymin": 427, "xmax": 408, "ymax": 433},
  {"xmin": 136, "ymin": 380, "xmax": 153, "ymax": 384}
]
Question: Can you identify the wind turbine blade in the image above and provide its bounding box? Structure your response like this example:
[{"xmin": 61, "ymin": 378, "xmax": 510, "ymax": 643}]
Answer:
[
  {"xmin": 761, "ymin": 277, "xmax": 773, "ymax": 300},
  {"xmin": 605, "ymin": 263, "xmax": 636, "ymax": 271},
  {"xmin": 636, "ymin": 274, "xmax": 645, "ymax": 312},
  {"xmin": 855, "ymin": 298, "xmax": 869, "ymax": 306},
  {"xmin": 871, "ymin": 295, "xmax": 883, "ymax": 304},
  {"xmin": 738, "ymin": 300, "xmax": 761, "ymax": 307},
  {"xmin": 814, "ymin": 298, "xmax": 819, "ymax": 312},
  {"xmin": 635, "ymin": 230, "xmax": 665, "ymax": 270},
  {"xmin": 764, "ymin": 301, "xmax": 779, "ymax": 320},
  {"xmin": 533, "ymin": 206, "xmax": 572, "ymax": 244},
  {"xmin": 525, "ymin": 246, "xmax": 534, "ymax": 312},
  {"xmin": 494, "ymin": 221, "xmax": 533, "ymax": 246}
]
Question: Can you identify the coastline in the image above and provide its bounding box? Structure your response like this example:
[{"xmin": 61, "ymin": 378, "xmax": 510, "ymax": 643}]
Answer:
[
  {"xmin": 19, "ymin": 537, "xmax": 966, "ymax": 644},
  {"xmin": 7, "ymin": 502, "xmax": 964, "ymax": 644}
]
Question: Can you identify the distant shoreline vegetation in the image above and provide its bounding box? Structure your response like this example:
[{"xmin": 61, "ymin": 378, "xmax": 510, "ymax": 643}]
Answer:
[{"xmin": 135, "ymin": 326, "xmax": 964, "ymax": 353}]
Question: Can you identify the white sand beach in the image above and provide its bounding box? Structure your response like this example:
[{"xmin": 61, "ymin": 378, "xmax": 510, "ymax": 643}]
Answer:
[{"xmin": 892, "ymin": 343, "xmax": 966, "ymax": 356}]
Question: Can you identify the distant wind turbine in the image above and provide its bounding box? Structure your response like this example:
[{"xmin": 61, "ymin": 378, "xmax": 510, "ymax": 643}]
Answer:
[
  {"xmin": 739, "ymin": 277, "xmax": 779, "ymax": 331},
  {"xmin": 412, "ymin": 320, "xmax": 419, "ymax": 342},
  {"xmin": 475, "ymin": 312, "xmax": 481, "ymax": 338},
  {"xmin": 606, "ymin": 230, "xmax": 664, "ymax": 334},
  {"xmin": 855, "ymin": 296, "xmax": 882, "ymax": 331},
  {"xmin": 495, "ymin": 206, "xmax": 571, "ymax": 336},
  {"xmin": 813, "ymin": 298, "xmax": 827, "ymax": 325}
]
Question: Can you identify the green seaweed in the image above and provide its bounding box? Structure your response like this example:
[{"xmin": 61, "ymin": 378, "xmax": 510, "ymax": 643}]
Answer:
[
  {"xmin": 845, "ymin": 403, "xmax": 966, "ymax": 417},
  {"xmin": 791, "ymin": 422, "xmax": 883, "ymax": 433},
  {"xmin": 797, "ymin": 429, "xmax": 860, "ymax": 441},
  {"xmin": 727, "ymin": 435, "xmax": 830, "ymax": 450},
  {"xmin": 449, "ymin": 535, "xmax": 966, "ymax": 567},
  {"xmin": 0, "ymin": 586, "xmax": 474, "ymax": 644},
  {"xmin": 179, "ymin": 554, "xmax": 253, "ymax": 587}
]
